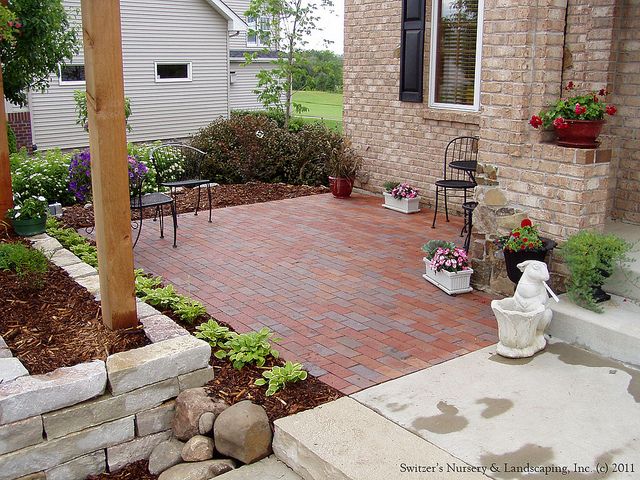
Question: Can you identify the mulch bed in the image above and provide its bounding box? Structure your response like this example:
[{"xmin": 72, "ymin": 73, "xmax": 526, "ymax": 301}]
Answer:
[
  {"xmin": 61, "ymin": 182, "xmax": 329, "ymax": 229},
  {"xmin": 87, "ymin": 461, "xmax": 155, "ymax": 480},
  {"xmin": 0, "ymin": 234, "xmax": 149, "ymax": 375}
]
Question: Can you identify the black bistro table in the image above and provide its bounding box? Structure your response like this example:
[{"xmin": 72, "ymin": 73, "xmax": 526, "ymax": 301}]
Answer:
[{"xmin": 449, "ymin": 160, "xmax": 478, "ymax": 183}]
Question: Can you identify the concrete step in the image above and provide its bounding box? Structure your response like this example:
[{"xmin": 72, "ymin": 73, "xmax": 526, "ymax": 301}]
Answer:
[
  {"xmin": 216, "ymin": 455, "xmax": 301, "ymax": 480},
  {"xmin": 603, "ymin": 220, "xmax": 640, "ymax": 303},
  {"xmin": 549, "ymin": 293, "xmax": 640, "ymax": 367},
  {"xmin": 272, "ymin": 397, "xmax": 487, "ymax": 480}
]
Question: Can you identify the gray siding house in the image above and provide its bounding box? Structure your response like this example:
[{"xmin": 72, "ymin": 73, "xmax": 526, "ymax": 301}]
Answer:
[{"xmin": 14, "ymin": 0, "xmax": 274, "ymax": 150}]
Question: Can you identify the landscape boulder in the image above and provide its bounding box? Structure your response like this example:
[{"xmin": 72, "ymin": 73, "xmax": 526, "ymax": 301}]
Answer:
[
  {"xmin": 181, "ymin": 435, "xmax": 214, "ymax": 462},
  {"xmin": 213, "ymin": 400, "xmax": 272, "ymax": 464},
  {"xmin": 157, "ymin": 459, "xmax": 235, "ymax": 480},
  {"xmin": 198, "ymin": 412, "xmax": 215, "ymax": 435},
  {"xmin": 148, "ymin": 438, "xmax": 184, "ymax": 475},
  {"xmin": 172, "ymin": 388, "xmax": 228, "ymax": 441}
]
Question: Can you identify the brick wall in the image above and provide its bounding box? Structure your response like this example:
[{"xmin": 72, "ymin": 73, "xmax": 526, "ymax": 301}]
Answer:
[
  {"xmin": 343, "ymin": 0, "xmax": 479, "ymax": 214},
  {"xmin": 7, "ymin": 112, "xmax": 33, "ymax": 153},
  {"xmin": 609, "ymin": 0, "xmax": 640, "ymax": 224}
]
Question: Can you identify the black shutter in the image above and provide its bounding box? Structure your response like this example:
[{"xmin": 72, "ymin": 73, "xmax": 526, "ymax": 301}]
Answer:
[{"xmin": 399, "ymin": 0, "xmax": 425, "ymax": 102}]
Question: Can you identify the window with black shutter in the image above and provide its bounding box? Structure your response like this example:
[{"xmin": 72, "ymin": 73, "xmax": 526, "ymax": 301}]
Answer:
[{"xmin": 399, "ymin": 0, "xmax": 426, "ymax": 102}]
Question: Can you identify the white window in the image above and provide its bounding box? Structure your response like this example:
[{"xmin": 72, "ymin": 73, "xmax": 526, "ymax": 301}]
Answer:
[
  {"xmin": 247, "ymin": 16, "xmax": 270, "ymax": 47},
  {"xmin": 429, "ymin": 0, "xmax": 484, "ymax": 111},
  {"xmin": 154, "ymin": 62, "xmax": 192, "ymax": 83},
  {"xmin": 58, "ymin": 64, "xmax": 85, "ymax": 85}
]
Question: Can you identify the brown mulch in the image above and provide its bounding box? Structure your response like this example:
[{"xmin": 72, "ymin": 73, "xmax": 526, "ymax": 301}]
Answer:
[
  {"xmin": 62, "ymin": 182, "xmax": 329, "ymax": 229},
  {"xmin": 87, "ymin": 461, "xmax": 156, "ymax": 480},
  {"xmin": 0, "ymin": 241, "xmax": 149, "ymax": 375}
]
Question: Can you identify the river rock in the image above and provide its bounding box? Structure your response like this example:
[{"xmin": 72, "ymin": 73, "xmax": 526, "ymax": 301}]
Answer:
[
  {"xmin": 172, "ymin": 388, "xmax": 228, "ymax": 441},
  {"xmin": 181, "ymin": 435, "xmax": 214, "ymax": 462},
  {"xmin": 158, "ymin": 459, "xmax": 235, "ymax": 480},
  {"xmin": 148, "ymin": 438, "xmax": 184, "ymax": 475},
  {"xmin": 198, "ymin": 412, "xmax": 215, "ymax": 435},
  {"xmin": 213, "ymin": 400, "xmax": 272, "ymax": 464}
]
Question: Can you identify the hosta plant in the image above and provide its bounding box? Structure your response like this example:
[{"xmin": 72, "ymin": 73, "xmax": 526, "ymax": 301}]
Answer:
[
  {"xmin": 215, "ymin": 328, "xmax": 281, "ymax": 369},
  {"xmin": 195, "ymin": 319, "xmax": 235, "ymax": 350},
  {"xmin": 172, "ymin": 297, "xmax": 207, "ymax": 324},
  {"xmin": 255, "ymin": 361, "xmax": 308, "ymax": 396}
]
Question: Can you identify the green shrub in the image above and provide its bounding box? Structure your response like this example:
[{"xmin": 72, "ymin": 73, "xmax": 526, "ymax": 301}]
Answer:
[
  {"xmin": 173, "ymin": 297, "xmax": 207, "ymax": 324},
  {"xmin": 134, "ymin": 269, "xmax": 162, "ymax": 294},
  {"xmin": 10, "ymin": 148, "xmax": 75, "ymax": 205},
  {"xmin": 138, "ymin": 285, "xmax": 180, "ymax": 310},
  {"xmin": 255, "ymin": 361, "xmax": 308, "ymax": 396},
  {"xmin": 195, "ymin": 319, "xmax": 235, "ymax": 349},
  {"xmin": 7, "ymin": 123, "xmax": 17, "ymax": 154},
  {"xmin": 0, "ymin": 243, "xmax": 49, "ymax": 289},
  {"xmin": 214, "ymin": 327, "xmax": 280, "ymax": 369},
  {"xmin": 559, "ymin": 231, "xmax": 631, "ymax": 312}
]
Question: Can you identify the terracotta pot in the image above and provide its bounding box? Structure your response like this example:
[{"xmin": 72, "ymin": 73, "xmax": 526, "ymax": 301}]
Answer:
[
  {"xmin": 555, "ymin": 119, "xmax": 604, "ymax": 149},
  {"xmin": 503, "ymin": 237, "xmax": 557, "ymax": 284},
  {"xmin": 329, "ymin": 176, "xmax": 354, "ymax": 198},
  {"xmin": 12, "ymin": 216, "xmax": 47, "ymax": 237}
]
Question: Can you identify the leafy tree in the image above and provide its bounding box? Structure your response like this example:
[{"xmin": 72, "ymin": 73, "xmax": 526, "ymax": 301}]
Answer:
[
  {"xmin": 0, "ymin": 0, "xmax": 78, "ymax": 107},
  {"xmin": 245, "ymin": 0, "xmax": 333, "ymax": 128},
  {"xmin": 292, "ymin": 49, "xmax": 342, "ymax": 92}
]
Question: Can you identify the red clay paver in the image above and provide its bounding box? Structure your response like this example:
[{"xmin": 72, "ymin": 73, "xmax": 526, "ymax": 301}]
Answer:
[{"xmin": 134, "ymin": 193, "xmax": 498, "ymax": 393}]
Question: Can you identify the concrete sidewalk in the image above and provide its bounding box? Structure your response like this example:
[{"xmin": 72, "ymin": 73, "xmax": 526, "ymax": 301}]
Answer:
[{"xmin": 354, "ymin": 341, "xmax": 640, "ymax": 479}]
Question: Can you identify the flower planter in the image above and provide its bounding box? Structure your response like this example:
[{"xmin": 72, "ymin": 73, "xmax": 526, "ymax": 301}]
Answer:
[
  {"xmin": 12, "ymin": 216, "xmax": 47, "ymax": 236},
  {"xmin": 382, "ymin": 192, "xmax": 420, "ymax": 214},
  {"xmin": 329, "ymin": 176, "xmax": 354, "ymax": 198},
  {"xmin": 422, "ymin": 258, "xmax": 473, "ymax": 295},
  {"xmin": 503, "ymin": 237, "xmax": 557, "ymax": 284},
  {"xmin": 555, "ymin": 119, "xmax": 604, "ymax": 149}
]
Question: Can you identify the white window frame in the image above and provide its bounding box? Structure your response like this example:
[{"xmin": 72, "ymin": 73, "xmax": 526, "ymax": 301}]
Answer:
[
  {"xmin": 428, "ymin": 0, "xmax": 484, "ymax": 112},
  {"xmin": 154, "ymin": 62, "xmax": 193, "ymax": 83},
  {"xmin": 58, "ymin": 64, "xmax": 86, "ymax": 86},
  {"xmin": 247, "ymin": 16, "xmax": 270, "ymax": 47}
]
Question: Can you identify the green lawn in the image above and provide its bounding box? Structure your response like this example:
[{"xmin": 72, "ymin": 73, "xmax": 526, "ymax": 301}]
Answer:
[{"xmin": 292, "ymin": 90, "xmax": 343, "ymax": 132}]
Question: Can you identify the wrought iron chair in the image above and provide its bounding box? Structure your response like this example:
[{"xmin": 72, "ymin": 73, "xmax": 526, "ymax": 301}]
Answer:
[
  {"xmin": 431, "ymin": 136, "xmax": 479, "ymax": 229},
  {"xmin": 149, "ymin": 144, "xmax": 216, "ymax": 223},
  {"xmin": 130, "ymin": 172, "xmax": 177, "ymax": 248}
]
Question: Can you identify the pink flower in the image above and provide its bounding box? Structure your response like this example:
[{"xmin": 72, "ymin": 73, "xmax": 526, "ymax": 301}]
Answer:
[
  {"xmin": 529, "ymin": 115, "xmax": 543, "ymax": 129},
  {"xmin": 606, "ymin": 105, "xmax": 617, "ymax": 116},
  {"xmin": 553, "ymin": 117, "xmax": 569, "ymax": 129},
  {"xmin": 575, "ymin": 103, "xmax": 587, "ymax": 115}
]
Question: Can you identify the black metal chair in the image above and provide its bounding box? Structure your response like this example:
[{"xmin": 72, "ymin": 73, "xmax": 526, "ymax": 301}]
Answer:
[
  {"xmin": 149, "ymin": 144, "xmax": 216, "ymax": 223},
  {"xmin": 130, "ymin": 173, "xmax": 177, "ymax": 248},
  {"xmin": 431, "ymin": 136, "xmax": 479, "ymax": 229}
]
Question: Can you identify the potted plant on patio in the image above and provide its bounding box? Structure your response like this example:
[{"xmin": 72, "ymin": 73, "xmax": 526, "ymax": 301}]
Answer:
[
  {"xmin": 6, "ymin": 195, "xmax": 48, "ymax": 236},
  {"xmin": 382, "ymin": 181, "xmax": 420, "ymax": 214},
  {"xmin": 495, "ymin": 218, "xmax": 557, "ymax": 284},
  {"xmin": 327, "ymin": 139, "xmax": 363, "ymax": 198},
  {"xmin": 422, "ymin": 240, "xmax": 473, "ymax": 295},
  {"xmin": 559, "ymin": 230, "xmax": 630, "ymax": 312},
  {"xmin": 529, "ymin": 82, "xmax": 617, "ymax": 149}
]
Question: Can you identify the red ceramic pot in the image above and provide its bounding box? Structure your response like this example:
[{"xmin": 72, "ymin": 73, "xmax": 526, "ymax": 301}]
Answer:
[
  {"xmin": 555, "ymin": 119, "xmax": 604, "ymax": 149},
  {"xmin": 329, "ymin": 176, "xmax": 354, "ymax": 198}
]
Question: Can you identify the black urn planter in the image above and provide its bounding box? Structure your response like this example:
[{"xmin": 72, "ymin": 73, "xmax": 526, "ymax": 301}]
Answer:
[
  {"xmin": 591, "ymin": 269, "xmax": 612, "ymax": 303},
  {"xmin": 503, "ymin": 238, "xmax": 557, "ymax": 284}
]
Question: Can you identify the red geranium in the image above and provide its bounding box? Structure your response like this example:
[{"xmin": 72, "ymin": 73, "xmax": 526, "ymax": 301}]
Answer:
[
  {"xmin": 606, "ymin": 105, "xmax": 617, "ymax": 116},
  {"xmin": 565, "ymin": 81, "xmax": 574, "ymax": 91},
  {"xmin": 495, "ymin": 219, "xmax": 543, "ymax": 252},
  {"xmin": 529, "ymin": 115, "xmax": 543, "ymax": 129},
  {"xmin": 553, "ymin": 117, "xmax": 569, "ymax": 129},
  {"xmin": 575, "ymin": 103, "xmax": 587, "ymax": 115},
  {"xmin": 521, "ymin": 218, "xmax": 532, "ymax": 227}
]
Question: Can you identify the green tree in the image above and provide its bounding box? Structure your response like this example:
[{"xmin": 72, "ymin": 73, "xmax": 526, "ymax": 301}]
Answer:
[
  {"xmin": 293, "ymin": 49, "xmax": 342, "ymax": 92},
  {"xmin": 245, "ymin": 0, "xmax": 333, "ymax": 129},
  {"xmin": 0, "ymin": 0, "xmax": 78, "ymax": 107}
]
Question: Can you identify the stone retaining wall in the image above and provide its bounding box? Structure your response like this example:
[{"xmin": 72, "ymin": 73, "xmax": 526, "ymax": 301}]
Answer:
[{"xmin": 0, "ymin": 235, "xmax": 213, "ymax": 480}]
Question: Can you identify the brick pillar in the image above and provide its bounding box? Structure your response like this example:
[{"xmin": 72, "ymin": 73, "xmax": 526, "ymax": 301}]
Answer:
[{"xmin": 7, "ymin": 112, "xmax": 33, "ymax": 153}]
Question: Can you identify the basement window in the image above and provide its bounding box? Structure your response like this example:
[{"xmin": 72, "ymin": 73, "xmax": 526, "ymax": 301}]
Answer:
[
  {"xmin": 155, "ymin": 62, "xmax": 192, "ymax": 83},
  {"xmin": 59, "ymin": 65, "xmax": 86, "ymax": 85}
]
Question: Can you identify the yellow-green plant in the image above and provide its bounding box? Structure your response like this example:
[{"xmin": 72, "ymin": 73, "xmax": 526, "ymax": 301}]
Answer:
[
  {"xmin": 255, "ymin": 361, "xmax": 308, "ymax": 396},
  {"xmin": 195, "ymin": 319, "xmax": 235, "ymax": 349},
  {"xmin": 215, "ymin": 328, "xmax": 280, "ymax": 369}
]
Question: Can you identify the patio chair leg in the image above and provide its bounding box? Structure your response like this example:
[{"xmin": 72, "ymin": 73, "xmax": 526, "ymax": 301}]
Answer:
[
  {"xmin": 207, "ymin": 184, "xmax": 212, "ymax": 223},
  {"xmin": 195, "ymin": 186, "xmax": 201, "ymax": 216},
  {"xmin": 444, "ymin": 188, "xmax": 450, "ymax": 222},
  {"xmin": 171, "ymin": 201, "xmax": 177, "ymax": 248},
  {"xmin": 464, "ymin": 209, "xmax": 473, "ymax": 253},
  {"xmin": 132, "ymin": 208, "xmax": 143, "ymax": 248},
  {"xmin": 159, "ymin": 205, "xmax": 165, "ymax": 239},
  {"xmin": 432, "ymin": 187, "xmax": 439, "ymax": 228},
  {"xmin": 172, "ymin": 187, "xmax": 179, "ymax": 229}
]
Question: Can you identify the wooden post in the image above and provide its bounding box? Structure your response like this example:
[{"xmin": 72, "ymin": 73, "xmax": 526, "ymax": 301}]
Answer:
[
  {"xmin": 0, "ymin": 0, "xmax": 13, "ymax": 221},
  {"xmin": 80, "ymin": 0, "xmax": 137, "ymax": 329}
]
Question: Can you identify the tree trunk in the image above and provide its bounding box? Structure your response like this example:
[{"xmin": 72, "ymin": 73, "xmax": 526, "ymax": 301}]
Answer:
[{"xmin": 0, "ymin": 0, "xmax": 13, "ymax": 221}]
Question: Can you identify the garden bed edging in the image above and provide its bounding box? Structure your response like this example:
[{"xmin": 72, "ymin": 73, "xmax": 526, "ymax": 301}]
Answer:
[{"xmin": 0, "ymin": 233, "xmax": 213, "ymax": 480}]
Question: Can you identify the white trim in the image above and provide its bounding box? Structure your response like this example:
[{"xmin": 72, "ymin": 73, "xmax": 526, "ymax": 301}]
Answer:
[
  {"xmin": 230, "ymin": 57, "xmax": 273, "ymax": 63},
  {"xmin": 428, "ymin": 0, "xmax": 484, "ymax": 112},
  {"xmin": 204, "ymin": 0, "xmax": 246, "ymax": 31},
  {"xmin": 58, "ymin": 64, "xmax": 86, "ymax": 86},
  {"xmin": 154, "ymin": 62, "xmax": 193, "ymax": 83}
]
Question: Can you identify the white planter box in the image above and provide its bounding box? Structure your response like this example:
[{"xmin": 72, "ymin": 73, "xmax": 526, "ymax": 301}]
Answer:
[
  {"xmin": 422, "ymin": 257, "xmax": 473, "ymax": 295},
  {"xmin": 382, "ymin": 192, "xmax": 420, "ymax": 214}
]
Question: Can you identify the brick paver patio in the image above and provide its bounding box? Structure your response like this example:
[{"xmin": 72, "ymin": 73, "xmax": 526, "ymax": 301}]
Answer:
[{"xmin": 134, "ymin": 193, "xmax": 498, "ymax": 394}]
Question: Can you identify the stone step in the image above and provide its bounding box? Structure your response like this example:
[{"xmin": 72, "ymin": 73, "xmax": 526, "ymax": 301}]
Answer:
[
  {"xmin": 216, "ymin": 455, "xmax": 301, "ymax": 480},
  {"xmin": 603, "ymin": 220, "xmax": 640, "ymax": 303},
  {"xmin": 272, "ymin": 397, "xmax": 486, "ymax": 480},
  {"xmin": 549, "ymin": 293, "xmax": 640, "ymax": 367}
]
